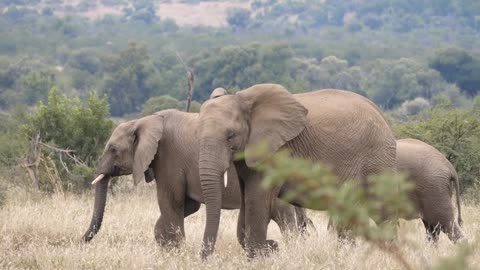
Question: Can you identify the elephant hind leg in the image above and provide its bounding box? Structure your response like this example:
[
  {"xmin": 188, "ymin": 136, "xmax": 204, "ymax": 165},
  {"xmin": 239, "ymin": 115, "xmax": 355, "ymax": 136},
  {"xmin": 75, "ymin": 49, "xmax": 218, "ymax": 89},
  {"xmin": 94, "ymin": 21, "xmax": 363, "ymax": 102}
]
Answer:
[
  {"xmin": 294, "ymin": 207, "xmax": 316, "ymax": 236},
  {"xmin": 440, "ymin": 220, "xmax": 464, "ymax": 243},
  {"xmin": 154, "ymin": 214, "xmax": 185, "ymax": 249},
  {"xmin": 154, "ymin": 202, "xmax": 187, "ymax": 249},
  {"xmin": 327, "ymin": 218, "xmax": 356, "ymax": 244},
  {"xmin": 270, "ymin": 199, "xmax": 297, "ymax": 237},
  {"xmin": 422, "ymin": 219, "xmax": 441, "ymax": 244}
]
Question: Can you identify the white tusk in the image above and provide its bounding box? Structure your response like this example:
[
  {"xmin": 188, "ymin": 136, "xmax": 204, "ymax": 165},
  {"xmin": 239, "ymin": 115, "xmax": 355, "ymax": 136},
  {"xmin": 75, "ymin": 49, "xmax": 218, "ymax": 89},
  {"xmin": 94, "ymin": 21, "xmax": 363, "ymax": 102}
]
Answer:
[
  {"xmin": 224, "ymin": 171, "xmax": 228, "ymax": 188},
  {"xmin": 91, "ymin": 174, "xmax": 105, "ymax": 185}
]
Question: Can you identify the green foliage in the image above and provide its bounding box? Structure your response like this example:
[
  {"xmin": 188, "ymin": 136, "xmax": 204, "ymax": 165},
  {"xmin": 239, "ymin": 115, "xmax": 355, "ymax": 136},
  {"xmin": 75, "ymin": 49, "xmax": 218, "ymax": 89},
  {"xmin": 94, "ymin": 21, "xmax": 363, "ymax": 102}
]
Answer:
[
  {"xmin": 101, "ymin": 43, "xmax": 160, "ymax": 116},
  {"xmin": 226, "ymin": 8, "xmax": 251, "ymax": 29},
  {"xmin": 142, "ymin": 95, "xmax": 201, "ymax": 115},
  {"xmin": 19, "ymin": 69, "xmax": 56, "ymax": 105},
  {"xmin": 67, "ymin": 50, "xmax": 101, "ymax": 74},
  {"xmin": 67, "ymin": 163, "xmax": 96, "ymax": 193},
  {"xmin": 142, "ymin": 95, "xmax": 180, "ymax": 115},
  {"xmin": 193, "ymin": 42, "xmax": 308, "ymax": 99},
  {"xmin": 124, "ymin": 0, "xmax": 157, "ymax": 24},
  {"xmin": 27, "ymin": 87, "xmax": 113, "ymax": 165},
  {"xmin": 395, "ymin": 100, "xmax": 480, "ymax": 192},
  {"xmin": 431, "ymin": 243, "xmax": 474, "ymax": 270},
  {"xmin": 364, "ymin": 58, "xmax": 448, "ymax": 109},
  {"xmin": 0, "ymin": 188, "xmax": 4, "ymax": 208},
  {"xmin": 248, "ymin": 0, "xmax": 480, "ymax": 32},
  {"xmin": 430, "ymin": 48, "xmax": 480, "ymax": 96},
  {"xmin": 23, "ymin": 87, "xmax": 113, "ymax": 192},
  {"xmin": 0, "ymin": 108, "xmax": 27, "ymax": 167}
]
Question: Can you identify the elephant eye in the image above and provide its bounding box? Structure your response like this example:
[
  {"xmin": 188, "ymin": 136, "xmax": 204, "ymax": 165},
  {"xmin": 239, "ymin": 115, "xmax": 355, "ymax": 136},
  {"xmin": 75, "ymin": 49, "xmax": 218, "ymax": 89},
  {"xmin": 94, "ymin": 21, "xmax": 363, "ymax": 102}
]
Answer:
[{"xmin": 227, "ymin": 131, "xmax": 235, "ymax": 142}]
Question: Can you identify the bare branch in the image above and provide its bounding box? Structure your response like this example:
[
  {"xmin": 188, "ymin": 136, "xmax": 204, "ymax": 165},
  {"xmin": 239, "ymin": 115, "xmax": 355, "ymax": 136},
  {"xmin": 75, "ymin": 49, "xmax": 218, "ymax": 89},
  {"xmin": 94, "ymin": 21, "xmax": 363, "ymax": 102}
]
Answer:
[
  {"xmin": 176, "ymin": 51, "xmax": 195, "ymax": 112},
  {"xmin": 37, "ymin": 141, "xmax": 85, "ymax": 166}
]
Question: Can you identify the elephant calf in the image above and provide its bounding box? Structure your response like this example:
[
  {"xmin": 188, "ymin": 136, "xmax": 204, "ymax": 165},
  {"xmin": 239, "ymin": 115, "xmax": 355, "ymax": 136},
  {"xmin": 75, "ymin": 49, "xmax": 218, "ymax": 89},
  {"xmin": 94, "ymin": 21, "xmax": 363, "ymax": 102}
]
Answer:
[
  {"xmin": 83, "ymin": 110, "xmax": 312, "ymax": 248},
  {"xmin": 396, "ymin": 138, "xmax": 463, "ymax": 243}
]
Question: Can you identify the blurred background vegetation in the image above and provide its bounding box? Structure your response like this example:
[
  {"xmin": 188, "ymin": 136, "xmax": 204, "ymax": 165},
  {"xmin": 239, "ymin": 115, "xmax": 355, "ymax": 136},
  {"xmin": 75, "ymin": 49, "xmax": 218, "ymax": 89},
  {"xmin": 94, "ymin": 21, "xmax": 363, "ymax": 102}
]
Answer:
[{"xmin": 0, "ymin": 0, "xmax": 479, "ymax": 197}]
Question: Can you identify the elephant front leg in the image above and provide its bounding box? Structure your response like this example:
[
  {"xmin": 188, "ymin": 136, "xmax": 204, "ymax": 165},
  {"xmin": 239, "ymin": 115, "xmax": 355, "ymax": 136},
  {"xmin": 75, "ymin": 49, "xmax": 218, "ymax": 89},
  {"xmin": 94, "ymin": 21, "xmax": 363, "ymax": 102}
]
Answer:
[{"xmin": 244, "ymin": 176, "xmax": 277, "ymax": 258}]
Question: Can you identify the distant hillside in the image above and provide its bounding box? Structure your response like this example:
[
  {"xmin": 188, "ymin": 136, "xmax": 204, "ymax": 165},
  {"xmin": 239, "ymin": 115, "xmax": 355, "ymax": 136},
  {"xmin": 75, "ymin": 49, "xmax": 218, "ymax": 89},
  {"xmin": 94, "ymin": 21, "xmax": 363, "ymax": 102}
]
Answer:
[{"xmin": 1, "ymin": 0, "xmax": 252, "ymax": 26}]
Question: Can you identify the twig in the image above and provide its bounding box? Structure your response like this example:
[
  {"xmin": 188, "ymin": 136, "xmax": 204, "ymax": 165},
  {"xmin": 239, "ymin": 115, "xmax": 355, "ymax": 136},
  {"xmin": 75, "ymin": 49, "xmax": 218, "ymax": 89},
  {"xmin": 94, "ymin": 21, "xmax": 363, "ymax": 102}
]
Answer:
[
  {"xmin": 38, "ymin": 141, "xmax": 85, "ymax": 166},
  {"xmin": 175, "ymin": 51, "xmax": 195, "ymax": 112}
]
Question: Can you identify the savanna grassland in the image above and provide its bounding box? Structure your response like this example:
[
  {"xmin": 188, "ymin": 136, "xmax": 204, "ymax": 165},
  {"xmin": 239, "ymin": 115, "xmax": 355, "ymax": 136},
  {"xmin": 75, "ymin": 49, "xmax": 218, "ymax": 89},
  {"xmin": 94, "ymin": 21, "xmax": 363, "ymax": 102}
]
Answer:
[
  {"xmin": 1, "ymin": 180, "xmax": 479, "ymax": 270},
  {"xmin": 1, "ymin": 0, "xmax": 480, "ymax": 269}
]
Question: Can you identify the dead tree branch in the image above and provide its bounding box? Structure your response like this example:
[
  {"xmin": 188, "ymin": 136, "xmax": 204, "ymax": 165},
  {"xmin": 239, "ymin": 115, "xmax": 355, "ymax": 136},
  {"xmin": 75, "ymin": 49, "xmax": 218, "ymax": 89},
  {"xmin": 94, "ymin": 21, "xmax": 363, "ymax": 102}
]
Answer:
[
  {"xmin": 176, "ymin": 51, "xmax": 195, "ymax": 112},
  {"xmin": 22, "ymin": 134, "xmax": 86, "ymax": 190}
]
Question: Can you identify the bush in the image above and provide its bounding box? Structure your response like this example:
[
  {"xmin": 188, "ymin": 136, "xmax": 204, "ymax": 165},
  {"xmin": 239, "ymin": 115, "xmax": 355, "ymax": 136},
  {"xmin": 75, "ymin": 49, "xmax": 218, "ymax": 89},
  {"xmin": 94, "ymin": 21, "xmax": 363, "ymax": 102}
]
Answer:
[
  {"xmin": 142, "ymin": 95, "xmax": 182, "ymax": 115},
  {"xmin": 23, "ymin": 87, "xmax": 114, "ymax": 192},
  {"xmin": 395, "ymin": 100, "xmax": 480, "ymax": 192}
]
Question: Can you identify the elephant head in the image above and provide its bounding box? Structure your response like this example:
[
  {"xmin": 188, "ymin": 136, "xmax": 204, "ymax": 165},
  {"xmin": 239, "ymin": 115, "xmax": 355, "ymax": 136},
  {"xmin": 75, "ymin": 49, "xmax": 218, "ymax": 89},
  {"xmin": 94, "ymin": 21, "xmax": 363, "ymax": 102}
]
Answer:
[
  {"xmin": 197, "ymin": 84, "xmax": 308, "ymax": 258},
  {"xmin": 82, "ymin": 114, "xmax": 164, "ymax": 242}
]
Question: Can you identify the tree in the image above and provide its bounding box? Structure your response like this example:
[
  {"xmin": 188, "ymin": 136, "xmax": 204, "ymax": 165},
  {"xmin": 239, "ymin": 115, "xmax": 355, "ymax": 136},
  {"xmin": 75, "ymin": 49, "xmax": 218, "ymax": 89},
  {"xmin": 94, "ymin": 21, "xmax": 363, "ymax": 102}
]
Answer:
[
  {"xmin": 19, "ymin": 69, "xmax": 56, "ymax": 105},
  {"xmin": 226, "ymin": 8, "xmax": 251, "ymax": 29},
  {"xmin": 101, "ymin": 43, "xmax": 159, "ymax": 116},
  {"xmin": 364, "ymin": 58, "xmax": 448, "ymax": 109},
  {"xmin": 142, "ymin": 95, "xmax": 181, "ymax": 115},
  {"xmin": 430, "ymin": 48, "xmax": 480, "ymax": 96},
  {"xmin": 67, "ymin": 50, "xmax": 101, "ymax": 74}
]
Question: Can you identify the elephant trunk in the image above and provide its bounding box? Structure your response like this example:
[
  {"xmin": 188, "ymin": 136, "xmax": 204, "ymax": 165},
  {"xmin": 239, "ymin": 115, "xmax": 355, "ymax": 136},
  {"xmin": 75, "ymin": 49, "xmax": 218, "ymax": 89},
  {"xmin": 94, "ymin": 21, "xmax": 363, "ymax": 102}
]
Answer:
[
  {"xmin": 82, "ymin": 175, "xmax": 110, "ymax": 242},
  {"xmin": 198, "ymin": 142, "xmax": 225, "ymax": 259}
]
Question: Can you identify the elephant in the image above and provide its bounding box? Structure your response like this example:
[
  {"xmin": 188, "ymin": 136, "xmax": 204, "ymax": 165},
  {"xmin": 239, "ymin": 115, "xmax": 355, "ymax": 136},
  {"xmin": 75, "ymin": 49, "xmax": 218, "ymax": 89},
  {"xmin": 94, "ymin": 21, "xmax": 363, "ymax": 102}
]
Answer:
[
  {"xmin": 396, "ymin": 138, "xmax": 463, "ymax": 243},
  {"xmin": 82, "ymin": 109, "xmax": 313, "ymax": 248},
  {"xmin": 196, "ymin": 83, "xmax": 397, "ymax": 258}
]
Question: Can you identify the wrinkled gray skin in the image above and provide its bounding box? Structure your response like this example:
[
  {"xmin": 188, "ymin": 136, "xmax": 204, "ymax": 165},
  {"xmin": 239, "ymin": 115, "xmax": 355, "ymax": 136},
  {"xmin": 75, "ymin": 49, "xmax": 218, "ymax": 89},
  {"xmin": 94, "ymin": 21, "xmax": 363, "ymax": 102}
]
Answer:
[
  {"xmin": 396, "ymin": 138, "xmax": 463, "ymax": 243},
  {"xmin": 82, "ymin": 110, "xmax": 313, "ymax": 247},
  {"xmin": 197, "ymin": 83, "xmax": 397, "ymax": 258}
]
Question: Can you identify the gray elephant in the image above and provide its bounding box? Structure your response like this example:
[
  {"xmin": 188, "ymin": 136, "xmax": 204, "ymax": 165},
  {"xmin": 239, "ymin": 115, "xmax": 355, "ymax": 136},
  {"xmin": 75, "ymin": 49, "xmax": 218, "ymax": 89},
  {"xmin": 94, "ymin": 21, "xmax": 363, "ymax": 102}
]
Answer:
[
  {"xmin": 196, "ymin": 83, "xmax": 397, "ymax": 258},
  {"xmin": 396, "ymin": 138, "xmax": 463, "ymax": 243},
  {"xmin": 82, "ymin": 110, "xmax": 312, "ymax": 248}
]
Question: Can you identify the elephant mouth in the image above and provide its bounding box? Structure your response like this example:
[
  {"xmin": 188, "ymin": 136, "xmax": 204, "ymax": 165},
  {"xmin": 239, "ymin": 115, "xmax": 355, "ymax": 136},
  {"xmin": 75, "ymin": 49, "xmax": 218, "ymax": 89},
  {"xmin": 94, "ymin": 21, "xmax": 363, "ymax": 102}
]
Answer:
[{"xmin": 111, "ymin": 165, "xmax": 131, "ymax": 177}]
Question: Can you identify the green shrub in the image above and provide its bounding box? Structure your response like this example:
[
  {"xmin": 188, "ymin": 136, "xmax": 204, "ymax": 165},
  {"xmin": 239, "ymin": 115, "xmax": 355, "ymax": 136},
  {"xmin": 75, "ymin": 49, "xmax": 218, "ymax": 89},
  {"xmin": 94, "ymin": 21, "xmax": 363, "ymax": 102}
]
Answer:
[
  {"xmin": 395, "ymin": 100, "xmax": 480, "ymax": 192},
  {"xmin": 23, "ymin": 87, "xmax": 113, "ymax": 192}
]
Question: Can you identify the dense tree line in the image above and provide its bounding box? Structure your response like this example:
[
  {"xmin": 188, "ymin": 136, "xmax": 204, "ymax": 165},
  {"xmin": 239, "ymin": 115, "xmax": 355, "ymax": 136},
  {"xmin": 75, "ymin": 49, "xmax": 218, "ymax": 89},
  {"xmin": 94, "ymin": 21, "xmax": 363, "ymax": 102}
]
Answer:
[{"xmin": 0, "ymin": 0, "xmax": 479, "ymax": 193}]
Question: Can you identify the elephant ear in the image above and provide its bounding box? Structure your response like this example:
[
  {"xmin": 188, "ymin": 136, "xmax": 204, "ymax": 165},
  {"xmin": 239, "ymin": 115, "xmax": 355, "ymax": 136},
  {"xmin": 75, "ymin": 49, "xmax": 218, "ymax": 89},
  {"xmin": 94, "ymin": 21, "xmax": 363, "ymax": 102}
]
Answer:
[
  {"xmin": 210, "ymin": 87, "xmax": 228, "ymax": 99},
  {"xmin": 237, "ymin": 84, "xmax": 308, "ymax": 167},
  {"xmin": 132, "ymin": 114, "xmax": 164, "ymax": 185}
]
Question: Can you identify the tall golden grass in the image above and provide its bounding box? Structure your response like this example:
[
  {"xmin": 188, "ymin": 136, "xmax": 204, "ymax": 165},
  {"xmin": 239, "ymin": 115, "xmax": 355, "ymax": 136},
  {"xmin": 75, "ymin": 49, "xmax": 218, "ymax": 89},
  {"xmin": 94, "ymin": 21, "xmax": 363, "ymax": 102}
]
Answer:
[{"xmin": 1, "ymin": 184, "xmax": 479, "ymax": 270}]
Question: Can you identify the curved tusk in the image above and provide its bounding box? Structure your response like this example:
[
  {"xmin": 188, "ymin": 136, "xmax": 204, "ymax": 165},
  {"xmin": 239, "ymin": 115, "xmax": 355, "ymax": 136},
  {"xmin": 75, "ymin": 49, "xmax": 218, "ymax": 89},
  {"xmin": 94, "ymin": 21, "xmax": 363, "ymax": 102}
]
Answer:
[
  {"xmin": 91, "ymin": 174, "xmax": 105, "ymax": 185},
  {"xmin": 223, "ymin": 171, "xmax": 228, "ymax": 188}
]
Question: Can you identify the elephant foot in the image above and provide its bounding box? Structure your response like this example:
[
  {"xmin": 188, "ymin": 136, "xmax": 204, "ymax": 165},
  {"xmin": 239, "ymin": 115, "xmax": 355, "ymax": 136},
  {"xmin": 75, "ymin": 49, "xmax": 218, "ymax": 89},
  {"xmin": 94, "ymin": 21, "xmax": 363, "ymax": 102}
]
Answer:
[
  {"xmin": 299, "ymin": 217, "xmax": 316, "ymax": 237},
  {"xmin": 156, "ymin": 238, "xmax": 182, "ymax": 251},
  {"xmin": 337, "ymin": 231, "xmax": 356, "ymax": 246},
  {"xmin": 200, "ymin": 243, "xmax": 215, "ymax": 261},
  {"xmin": 246, "ymin": 239, "xmax": 279, "ymax": 259},
  {"xmin": 266, "ymin": 239, "xmax": 279, "ymax": 252}
]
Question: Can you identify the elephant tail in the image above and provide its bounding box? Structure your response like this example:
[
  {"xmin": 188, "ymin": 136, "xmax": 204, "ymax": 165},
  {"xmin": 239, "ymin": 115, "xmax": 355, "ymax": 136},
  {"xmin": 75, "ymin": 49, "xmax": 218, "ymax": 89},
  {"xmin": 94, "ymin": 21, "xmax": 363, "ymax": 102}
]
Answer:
[{"xmin": 451, "ymin": 171, "xmax": 463, "ymax": 227}]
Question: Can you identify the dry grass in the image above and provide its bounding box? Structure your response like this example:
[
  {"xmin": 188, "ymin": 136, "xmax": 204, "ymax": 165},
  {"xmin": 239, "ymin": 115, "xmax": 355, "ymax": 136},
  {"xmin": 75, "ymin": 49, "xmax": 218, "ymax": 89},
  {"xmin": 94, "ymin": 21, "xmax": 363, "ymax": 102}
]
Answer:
[{"xmin": 1, "ymin": 185, "xmax": 479, "ymax": 270}]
